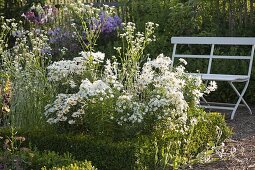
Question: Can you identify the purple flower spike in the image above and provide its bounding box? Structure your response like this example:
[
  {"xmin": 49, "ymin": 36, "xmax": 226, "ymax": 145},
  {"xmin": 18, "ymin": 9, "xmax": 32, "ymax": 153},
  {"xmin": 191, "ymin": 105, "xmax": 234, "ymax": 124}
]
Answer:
[{"xmin": 89, "ymin": 11, "xmax": 122, "ymax": 34}]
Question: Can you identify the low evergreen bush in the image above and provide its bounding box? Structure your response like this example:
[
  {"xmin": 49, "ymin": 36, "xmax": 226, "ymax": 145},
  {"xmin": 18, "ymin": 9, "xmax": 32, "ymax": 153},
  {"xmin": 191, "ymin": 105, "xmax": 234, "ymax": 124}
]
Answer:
[{"xmin": 0, "ymin": 111, "xmax": 231, "ymax": 169}]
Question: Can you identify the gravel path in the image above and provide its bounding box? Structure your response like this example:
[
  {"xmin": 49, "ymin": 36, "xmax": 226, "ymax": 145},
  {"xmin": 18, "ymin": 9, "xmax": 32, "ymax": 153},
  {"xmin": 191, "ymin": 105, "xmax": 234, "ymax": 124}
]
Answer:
[{"xmin": 192, "ymin": 106, "xmax": 255, "ymax": 170}]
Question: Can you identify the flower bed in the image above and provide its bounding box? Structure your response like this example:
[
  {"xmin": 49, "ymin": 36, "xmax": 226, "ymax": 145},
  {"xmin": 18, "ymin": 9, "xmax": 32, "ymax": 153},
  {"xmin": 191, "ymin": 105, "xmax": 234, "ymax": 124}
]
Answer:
[{"xmin": 0, "ymin": 1, "xmax": 231, "ymax": 169}]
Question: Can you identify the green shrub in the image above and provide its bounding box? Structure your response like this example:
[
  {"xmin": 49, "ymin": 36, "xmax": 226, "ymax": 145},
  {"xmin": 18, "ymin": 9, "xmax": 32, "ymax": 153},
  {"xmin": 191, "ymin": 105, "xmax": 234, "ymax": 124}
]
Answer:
[
  {"xmin": 0, "ymin": 148, "xmax": 96, "ymax": 170},
  {"xmin": 135, "ymin": 109, "xmax": 232, "ymax": 169},
  {"xmin": 0, "ymin": 111, "xmax": 231, "ymax": 170},
  {"xmin": 0, "ymin": 129, "xmax": 136, "ymax": 170},
  {"xmin": 41, "ymin": 160, "xmax": 97, "ymax": 170}
]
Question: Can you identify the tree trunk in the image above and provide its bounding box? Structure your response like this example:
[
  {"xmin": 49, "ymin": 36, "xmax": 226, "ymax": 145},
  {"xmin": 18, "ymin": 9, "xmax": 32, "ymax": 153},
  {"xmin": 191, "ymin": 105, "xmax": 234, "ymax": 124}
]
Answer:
[
  {"xmin": 228, "ymin": 0, "xmax": 234, "ymax": 36},
  {"xmin": 215, "ymin": 0, "xmax": 220, "ymax": 34},
  {"xmin": 244, "ymin": 0, "xmax": 248, "ymax": 28},
  {"xmin": 238, "ymin": 0, "xmax": 243, "ymax": 28},
  {"xmin": 222, "ymin": 0, "xmax": 227, "ymax": 35},
  {"xmin": 250, "ymin": 0, "xmax": 254, "ymax": 26}
]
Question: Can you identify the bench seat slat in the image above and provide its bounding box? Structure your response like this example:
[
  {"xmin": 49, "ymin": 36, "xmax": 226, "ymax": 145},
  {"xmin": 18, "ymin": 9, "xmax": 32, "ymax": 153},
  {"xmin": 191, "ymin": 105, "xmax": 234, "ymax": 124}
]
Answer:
[
  {"xmin": 174, "ymin": 54, "xmax": 251, "ymax": 60},
  {"xmin": 174, "ymin": 54, "xmax": 210, "ymax": 58},
  {"xmin": 201, "ymin": 105, "xmax": 235, "ymax": 110},
  {"xmin": 212, "ymin": 55, "xmax": 251, "ymax": 60},
  {"xmin": 189, "ymin": 73, "xmax": 250, "ymax": 81}
]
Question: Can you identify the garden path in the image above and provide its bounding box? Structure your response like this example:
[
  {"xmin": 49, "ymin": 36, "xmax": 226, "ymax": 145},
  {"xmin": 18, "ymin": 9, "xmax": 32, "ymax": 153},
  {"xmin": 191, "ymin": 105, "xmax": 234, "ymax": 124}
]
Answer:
[{"xmin": 193, "ymin": 106, "xmax": 255, "ymax": 170}]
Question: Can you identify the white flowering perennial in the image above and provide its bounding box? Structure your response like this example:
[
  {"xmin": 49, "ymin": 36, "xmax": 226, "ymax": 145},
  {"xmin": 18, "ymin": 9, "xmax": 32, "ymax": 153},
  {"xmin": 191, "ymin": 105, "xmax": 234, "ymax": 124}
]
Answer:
[
  {"xmin": 117, "ymin": 54, "xmax": 190, "ymax": 125},
  {"xmin": 115, "ymin": 94, "xmax": 146, "ymax": 124},
  {"xmin": 103, "ymin": 59, "xmax": 123, "ymax": 90},
  {"xmin": 118, "ymin": 22, "xmax": 158, "ymax": 62},
  {"xmin": 47, "ymin": 59, "xmax": 85, "ymax": 81},
  {"xmin": 78, "ymin": 79, "xmax": 112, "ymax": 98},
  {"xmin": 47, "ymin": 51, "xmax": 105, "ymax": 82},
  {"xmin": 79, "ymin": 51, "xmax": 105, "ymax": 64},
  {"xmin": 44, "ymin": 21, "xmax": 217, "ymax": 131},
  {"xmin": 44, "ymin": 94, "xmax": 81, "ymax": 124},
  {"xmin": 45, "ymin": 53, "xmax": 215, "ymax": 127},
  {"xmin": 44, "ymin": 78, "xmax": 114, "ymax": 124}
]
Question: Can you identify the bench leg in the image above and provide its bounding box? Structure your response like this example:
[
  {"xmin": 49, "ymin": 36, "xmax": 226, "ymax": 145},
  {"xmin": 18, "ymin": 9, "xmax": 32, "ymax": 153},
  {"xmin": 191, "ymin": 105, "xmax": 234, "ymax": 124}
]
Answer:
[{"xmin": 229, "ymin": 81, "xmax": 252, "ymax": 120}]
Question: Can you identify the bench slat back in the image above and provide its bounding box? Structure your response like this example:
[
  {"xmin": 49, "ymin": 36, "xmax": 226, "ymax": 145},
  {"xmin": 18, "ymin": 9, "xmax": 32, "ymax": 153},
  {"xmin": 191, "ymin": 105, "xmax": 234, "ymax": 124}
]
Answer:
[
  {"xmin": 171, "ymin": 37, "xmax": 255, "ymax": 76},
  {"xmin": 171, "ymin": 37, "xmax": 255, "ymax": 45}
]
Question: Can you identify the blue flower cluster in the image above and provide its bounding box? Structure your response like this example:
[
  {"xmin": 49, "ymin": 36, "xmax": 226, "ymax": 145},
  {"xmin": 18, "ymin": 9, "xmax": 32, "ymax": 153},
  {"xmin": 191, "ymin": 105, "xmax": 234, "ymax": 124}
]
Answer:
[
  {"xmin": 99, "ymin": 12, "xmax": 122, "ymax": 34},
  {"xmin": 47, "ymin": 27, "xmax": 81, "ymax": 60},
  {"xmin": 89, "ymin": 12, "xmax": 122, "ymax": 34}
]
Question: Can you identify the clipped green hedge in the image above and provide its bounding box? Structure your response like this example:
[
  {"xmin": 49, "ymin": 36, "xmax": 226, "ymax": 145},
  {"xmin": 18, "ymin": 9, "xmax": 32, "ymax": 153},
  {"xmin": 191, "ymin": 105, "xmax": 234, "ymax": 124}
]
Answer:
[
  {"xmin": 28, "ymin": 134, "xmax": 136, "ymax": 170},
  {"xmin": 0, "ymin": 149, "xmax": 96, "ymax": 169},
  {"xmin": 0, "ymin": 111, "xmax": 231, "ymax": 170},
  {"xmin": 0, "ymin": 129, "xmax": 136, "ymax": 170},
  {"xmin": 41, "ymin": 160, "xmax": 97, "ymax": 170}
]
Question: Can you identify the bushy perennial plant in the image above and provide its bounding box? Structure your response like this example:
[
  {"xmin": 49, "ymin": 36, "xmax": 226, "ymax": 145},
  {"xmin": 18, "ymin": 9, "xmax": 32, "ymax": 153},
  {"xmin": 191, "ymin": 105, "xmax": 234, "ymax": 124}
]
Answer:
[
  {"xmin": 45, "ymin": 52, "xmax": 216, "ymax": 126},
  {"xmin": 43, "ymin": 20, "xmax": 223, "ymax": 169},
  {"xmin": 44, "ymin": 22, "xmax": 217, "ymax": 130}
]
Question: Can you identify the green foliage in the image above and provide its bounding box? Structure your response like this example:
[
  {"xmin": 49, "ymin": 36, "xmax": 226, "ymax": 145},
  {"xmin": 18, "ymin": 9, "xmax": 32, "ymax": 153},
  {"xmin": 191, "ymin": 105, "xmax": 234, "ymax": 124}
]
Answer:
[
  {"xmin": 0, "ymin": 148, "xmax": 95, "ymax": 170},
  {"xmin": 128, "ymin": 0, "xmax": 255, "ymax": 103},
  {"xmin": 0, "ymin": 129, "xmax": 137, "ymax": 170},
  {"xmin": 42, "ymin": 160, "xmax": 97, "ymax": 170},
  {"xmin": 0, "ymin": 127, "xmax": 96, "ymax": 169},
  {"xmin": 135, "ymin": 109, "xmax": 232, "ymax": 170},
  {"xmin": 0, "ymin": 111, "xmax": 231, "ymax": 170}
]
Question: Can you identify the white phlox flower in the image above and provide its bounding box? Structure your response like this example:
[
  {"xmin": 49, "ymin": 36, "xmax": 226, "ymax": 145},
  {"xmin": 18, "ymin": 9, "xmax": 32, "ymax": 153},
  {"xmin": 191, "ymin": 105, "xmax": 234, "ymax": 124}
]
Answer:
[
  {"xmin": 137, "ymin": 63, "xmax": 154, "ymax": 89},
  {"xmin": 147, "ymin": 54, "xmax": 172, "ymax": 71},
  {"xmin": 47, "ymin": 59, "xmax": 85, "ymax": 82},
  {"xmin": 79, "ymin": 51, "xmax": 105, "ymax": 64},
  {"xmin": 179, "ymin": 58, "xmax": 187, "ymax": 65},
  {"xmin": 204, "ymin": 81, "xmax": 217, "ymax": 94},
  {"xmin": 103, "ymin": 59, "xmax": 123, "ymax": 90},
  {"xmin": 78, "ymin": 79, "xmax": 112, "ymax": 99},
  {"xmin": 44, "ymin": 93, "xmax": 80, "ymax": 124}
]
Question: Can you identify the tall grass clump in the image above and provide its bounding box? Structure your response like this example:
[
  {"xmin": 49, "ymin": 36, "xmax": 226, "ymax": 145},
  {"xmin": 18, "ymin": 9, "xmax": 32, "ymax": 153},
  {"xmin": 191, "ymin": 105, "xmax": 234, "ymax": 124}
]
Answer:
[{"xmin": 1, "ymin": 20, "xmax": 54, "ymax": 129}]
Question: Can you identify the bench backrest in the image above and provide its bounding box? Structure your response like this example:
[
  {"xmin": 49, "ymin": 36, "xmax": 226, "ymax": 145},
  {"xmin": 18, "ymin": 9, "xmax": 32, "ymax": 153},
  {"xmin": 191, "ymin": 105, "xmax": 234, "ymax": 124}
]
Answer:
[{"xmin": 171, "ymin": 37, "xmax": 255, "ymax": 76}]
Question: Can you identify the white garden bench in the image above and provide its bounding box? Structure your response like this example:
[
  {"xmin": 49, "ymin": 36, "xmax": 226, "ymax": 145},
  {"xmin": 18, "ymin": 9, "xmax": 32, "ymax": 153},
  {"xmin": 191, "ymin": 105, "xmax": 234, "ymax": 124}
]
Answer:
[{"xmin": 171, "ymin": 37, "xmax": 255, "ymax": 119}]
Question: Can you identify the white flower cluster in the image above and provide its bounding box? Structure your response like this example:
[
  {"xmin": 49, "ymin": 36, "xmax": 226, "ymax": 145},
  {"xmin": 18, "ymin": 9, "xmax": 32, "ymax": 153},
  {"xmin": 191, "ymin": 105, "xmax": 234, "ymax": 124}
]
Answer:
[
  {"xmin": 47, "ymin": 51, "xmax": 105, "ymax": 82},
  {"xmin": 45, "ymin": 78, "xmax": 114, "ymax": 124},
  {"xmin": 47, "ymin": 58, "xmax": 86, "ymax": 82},
  {"xmin": 115, "ymin": 94, "xmax": 145, "ymax": 124},
  {"xmin": 80, "ymin": 51, "xmax": 105, "ymax": 64},
  {"xmin": 78, "ymin": 79, "xmax": 113, "ymax": 99},
  {"xmin": 204, "ymin": 81, "xmax": 217, "ymax": 94},
  {"xmin": 45, "ymin": 93, "xmax": 82, "ymax": 124},
  {"xmin": 45, "ymin": 53, "xmax": 211, "ymax": 127},
  {"xmin": 119, "ymin": 22, "xmax": 158, "ymax": 61},
  {"xmin": 137, "ymin": 54, "xmax": 189, "ymax": 123},
  {"xmin": 103, "ymin": 59, "xmax": 123, "ymax": 90}
]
